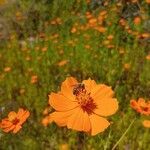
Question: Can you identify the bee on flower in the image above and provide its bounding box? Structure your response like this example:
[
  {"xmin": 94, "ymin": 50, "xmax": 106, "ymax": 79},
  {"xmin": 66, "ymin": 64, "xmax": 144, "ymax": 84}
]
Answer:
[{"xmin": 44, "ymin": 77, "xmax": 118, "ymax": 136}]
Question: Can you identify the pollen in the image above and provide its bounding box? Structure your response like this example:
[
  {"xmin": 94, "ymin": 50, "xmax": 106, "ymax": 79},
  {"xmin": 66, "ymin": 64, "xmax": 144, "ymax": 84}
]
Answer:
[
  {"xmin": 12, "ymin": 118, "xmax": 20, "ymax": 125},
  {"xmin": 8, "ymin": 113, "xmax": 20, "ymax": 125},
  {"xmin": 75, "ymin": 87, "xmax": 97, "ymax": 114}
]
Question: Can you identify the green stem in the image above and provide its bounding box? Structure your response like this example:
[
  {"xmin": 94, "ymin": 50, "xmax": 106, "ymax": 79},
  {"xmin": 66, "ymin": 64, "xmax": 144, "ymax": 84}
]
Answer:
[{"xmin": 112, "ymin": 118, "xmax": 136, "ymax": 150}]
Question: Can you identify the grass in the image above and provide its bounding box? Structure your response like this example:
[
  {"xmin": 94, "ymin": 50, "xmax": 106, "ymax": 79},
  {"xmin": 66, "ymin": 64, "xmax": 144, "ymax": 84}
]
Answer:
[{"xmin": 0, "ymin": 0, "xmax": 150, "ymax": 149}]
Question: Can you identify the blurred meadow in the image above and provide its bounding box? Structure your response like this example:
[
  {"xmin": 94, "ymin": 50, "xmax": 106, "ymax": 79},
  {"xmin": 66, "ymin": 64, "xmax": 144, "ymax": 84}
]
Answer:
[{"xmin": 0, "ymin": 0, "xmax": 150, "ymax": 149}]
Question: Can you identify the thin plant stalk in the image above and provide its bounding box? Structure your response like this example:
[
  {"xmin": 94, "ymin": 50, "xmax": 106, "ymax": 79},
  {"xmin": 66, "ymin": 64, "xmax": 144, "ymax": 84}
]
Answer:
[{"xmin": 112, "ymin": 118, "xmax": 136, "ymax": 150}]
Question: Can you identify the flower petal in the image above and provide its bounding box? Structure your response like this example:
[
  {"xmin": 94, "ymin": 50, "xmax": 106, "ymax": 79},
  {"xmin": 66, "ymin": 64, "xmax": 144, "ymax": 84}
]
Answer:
[
  {"xmin": 13, "ymin": 125, "xmax": 22, "ymax": 133},
  {"xmin": 0, "ymin": 119, "xmax": 13, "ymax": 128},
  {"xmin": 61, "ymin": 77, "xmax": 78, "ymax": 99},
  {"xmin": 17, "ymin": 108, "xmax": 25, "ymax": 118},
  {"xmin": 130, "ymin": 100, "xmax": 138, "ymax": 109},
  {"xmin": 138, "ymin": 98, "xmax": 146, "ymax": 107},
  {"xmin": 94, "ymin": 98, "xmax": 118, "ymax": 116},
  {"xmin": 3, "ymin": 125, "xmax": 15, "ymax": 133},
  {"xmin": 91, "ymin": 84, "xmax": 114, "ymax": 99},
  {"xmin": 19, "ymin": 110, "xmax": 30, "ymax": 124},
  {"xmin": 42, "ymin": 115, "xmax": 52, "ymax": 127},
  {"xmin": 49, "ymin": 93, "xmax": 78, "ymax": 111},
  {"xmin": 8, "ymin": 111, "xmax": 17, "ymax": 121},
  {"xmin": 82, "ymin": 79, "xmax": 96, "ymax": 93},
  {"xmin": 51, "ymin": 109, "xmax": 77, "ymax": 126},
  {"xmin": 89, "ymin": 114, "xmax": 110, "ymax": 136},
  {"xmin": 67, "ymin": 107, "xmax": 91, "ymax": 132}
]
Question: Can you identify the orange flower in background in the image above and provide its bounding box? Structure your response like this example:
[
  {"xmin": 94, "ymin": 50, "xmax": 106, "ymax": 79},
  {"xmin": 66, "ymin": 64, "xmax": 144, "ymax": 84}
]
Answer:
[
  {"xmin": 57, "ymin": 60, "xmax": 68, "ymax": 67},
  {"xmin": 71, "ymin": 27, "xmax": 77, "ymax": 33},
  {"xmin": 0, "ymin": 108, "xmax": 30, "ymax": 133},
  {"xmin": 48, "ymin": 77, "xmax": 118, "ymax": 136},
  {"xmin": 86, "ymin": 0, "xmax": 91, "ymax": 4},
  {"xmin": 146, "ymin": 54, "xmax": 150, "ymax": 60},
  {"xmin": 42, "ymin": 115, "xmax": 52, "ymax": 127},
  {"xmin": 59, "ymin": 143, "xmax": 69, "ymax": 150},
  {"xmin": 146, "ymin": 0, "xmax": 150, "ymax": 4},
  {"xmin": 84, "ymin": 44, "xmax": 91, "ymax": 49},
  {"xmin": 30, "ymin": 75, "xmax": 38, "ymax": 84},
  {"xmin": 143, "ymin": 120, "xmax": 150, "ymax": 128},
  {"xmin": 119, "ymin": 18, "xmax": 126, "ymax": 26},
  {"xmin": 140, "ymin": 33, "xmax": 150, "ymax": 39},
  {"xmin": 86, "ymin": 12, "xmax": 92, "ymax": 19},
  {"xmin": 107, "ymin": 44, "xmax": 115, "ymax": 49},
  {"xmin": 107, "ymin": 35, "xmax": 114, "ymax": 40},
  {"xmin": 124, "ymin": 63, "xmax": 130, "ymax": 70},
  {"xmin": 95, "ymin": 26, "xmax": 106, "ymax": 33},
  {"xmin": 133, "ymin": 16, "xmax": 141, "ymax": 25},
  {"xmin": 42, "ymin": 47, "xmax": 48, "ymax": 52},
  {"xmin": 19, "ymin": 88, "xmax": 25, "ymax": 95},
  {"xmin": 88, "ymin": 18, "xmax": 97, "ymax": 27},
  {"xmin": 55, "ymin": 17, "xmax": 62, "ymax": 25},
  {"xmin": 4, "ymin": 67, "xmax": 11, "ymax": 72},
  {"xmin": 130, "ymin": 98, "xmax": 150, "ymax": 115}
]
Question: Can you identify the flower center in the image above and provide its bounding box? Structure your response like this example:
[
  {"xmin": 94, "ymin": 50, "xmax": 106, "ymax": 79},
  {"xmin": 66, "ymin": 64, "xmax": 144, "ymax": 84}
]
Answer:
[
  {"xmin": 8, "ymin": 115, "xmax": 20, "ymax": 125},
  {"xmin": 73, "ymin": 83, "xmax": 96, "ymax": 114},
  {"xmin": 141, "ymin": 106, "xmax": 149, "ymax": 112},
  {"xmin": 12, "ymin": 118, "xmax": 20, "ymax": 125}
]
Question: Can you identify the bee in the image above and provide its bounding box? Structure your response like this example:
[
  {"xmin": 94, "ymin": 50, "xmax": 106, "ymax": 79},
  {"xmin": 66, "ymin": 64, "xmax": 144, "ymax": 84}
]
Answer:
[{"xmin": 72, "ymin": 83, "xmax": 85, "ymax": 96}]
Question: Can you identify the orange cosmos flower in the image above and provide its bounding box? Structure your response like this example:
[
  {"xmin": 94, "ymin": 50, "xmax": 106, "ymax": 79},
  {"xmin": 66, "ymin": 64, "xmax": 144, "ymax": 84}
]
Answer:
[
  {"xmin": 57, "ymin": 60, "xmax": 68, "ymax": 67},
  {"xmin": 59, "ymin": 143, "xmax": 69, "ymax": 150},
  {"xmin": 140, "ymin": 33, "xmax": 150, "ymax": 39},
  {"xmin": 48, "ymin": 77, "xmax": 118, "ymax": 136},
  {"xmin": 99, "ymin": 10, "xmax": 107, "ymax": 17},
  {"xmin": 0, "ymin": 108, "xmax": 30, "ymax": 133},
  {"xmin": 19, "ymin": 88, "xmax": 25, "ymax": 95},
  {"xmin": 124, "ymin": 63, "xmax": 130, "ymax": 70},
  {"xmin": 4, "ymin": 67, "xmax": 11, "ymax": 72},
  {"xmin": 95, "ymin": 26, "xmax": 106, "ymax": 33},
  {"xmin": 86, "ymin": 12, "xmax": 92, "ymax": 19},
  {"xmin": 146, "ymin": 0, "xmax": 150, "ymax": 4},
  {"xmin": 88, "ymin": 18, "xmax": 97, "ymax": 26},
  {"xmin": 146, "ymin": 54, "xmax": 150, "ymax": 60},
  {"xmin": 143, "ymin": 120, "xmax": 150, "ymax": 128},
  {"xmin": 119, "ymin": 18, "xmax": 127, "ymax": 26},
  {"xmin": 133, "ymin": 16, "xmax": 141, "ymax": 25},
  {"xmin": 30, "ymin": 75, "xmax": 38, "ymax": 84},
  {"xmin": 130, "ymin": 98, "xmax": 150, "ymax": 115},
  {"xmin": 86, "ymin": 0, "xmax": 91, "ymax": 4},
  {"xmin": 42, "ymin": 47, "xmax": 48, "ymax": 52},
  {"xmin": 107, "ymin": 35, "xmax": 114, "ymax": 40},
  {"xmin": 107, "ymin": 45, "xmax": 115, "ymax": 49},
  {"xmin": 71, "ymin": 27, "xmax": 77, "ymax": 33},
  {"xmin": 84, "ymin": 45, "xmax": 91, "ymax": 49}
]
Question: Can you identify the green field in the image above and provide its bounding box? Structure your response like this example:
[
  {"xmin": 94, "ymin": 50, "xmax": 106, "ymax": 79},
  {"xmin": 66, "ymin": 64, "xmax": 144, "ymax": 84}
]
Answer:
[{"xmin": 0, "ymin": 0, "xmax": 150, "ymax": 149}]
